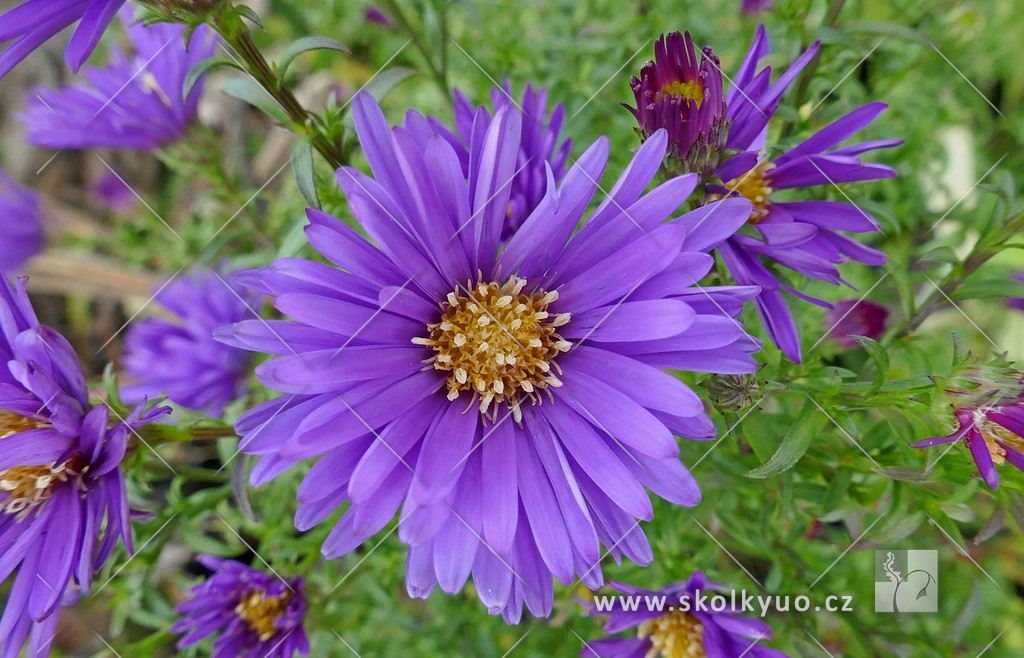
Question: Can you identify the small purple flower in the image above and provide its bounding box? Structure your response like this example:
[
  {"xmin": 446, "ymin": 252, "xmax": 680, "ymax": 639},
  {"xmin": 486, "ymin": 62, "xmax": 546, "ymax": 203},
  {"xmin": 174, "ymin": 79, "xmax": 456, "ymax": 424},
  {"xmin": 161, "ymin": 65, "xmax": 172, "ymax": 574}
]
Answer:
[
  {"xmin": 173, "ymin": 555, "xmax": 309, "ymax": 658},
  {"xmin": 1006, "ymin": 271, "xmax": 1024, "ymax": 312},
  {"xmin": 825, "ymin": 299, "xmax": 889, "ymax": 349},
  {"xmin": 711, "ymin": 26, "xmax": 900, "ymax": 362},
  {"xmin": 0, "ymin": 0, "xmax": 125, "ymax": 78},
  {"xmin": 624, "ymin": 32, "xmax": 727, "ymax": 181},
  {"xmin": 122, "ymin": 268, "xmax": 255, "ymax": 417},
  {"xmin": 0, "ymin": 169, "xmax": 45, "ymax": 273},
  {"xmin": 21, "ymin": 12, "xmax": 216, "ymax": 151},
  {"xmin": 0, "ymin": 276, "xmax": 168, "ymax": 657},
  {"xmin": 432, "ymin": 81, "xmax": 571, "ymax": 238},
  {"xmin": 912, "ymin": 399, "xmax": 1024, "ymax": 491},
  {"xmin": 741, "ymin": 0, "xmax": 775, "ymax": 15},
  {"xmin": 581, "ymin": 572, "xmax": 787, "ymax": 657},
  {"xmin": 91, "ymin": 171, "xmax": 137, "ymax": 213},
  {"xmin": 217, "ymin": 91, "xmax": 761, "ymax": 623}
]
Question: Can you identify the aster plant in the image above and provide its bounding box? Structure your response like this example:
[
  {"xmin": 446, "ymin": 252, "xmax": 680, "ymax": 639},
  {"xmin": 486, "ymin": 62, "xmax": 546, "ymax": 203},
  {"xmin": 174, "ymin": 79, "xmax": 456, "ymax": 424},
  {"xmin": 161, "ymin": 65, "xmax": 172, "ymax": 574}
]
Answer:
[
  {"xmin": 173, "ymin": 555, "xmax": 309, "ymax": 658},
  {"xmin": 0, "ymin": 277, "xmax": 168, "ymax": 657},
  {"xmin": 580, "ymin": 572, "xmax": 786, "ymax": 657},
  {"xmin": 121, "ymin": 267, "xmax": 255, "ymax": 416},
  {"xmin": 21, "ymin": 10, "xmax": 216, "ymax": 151},
  {"xmin": 216, "ymin": 91, "xmax": 760, "ymax": 622}
]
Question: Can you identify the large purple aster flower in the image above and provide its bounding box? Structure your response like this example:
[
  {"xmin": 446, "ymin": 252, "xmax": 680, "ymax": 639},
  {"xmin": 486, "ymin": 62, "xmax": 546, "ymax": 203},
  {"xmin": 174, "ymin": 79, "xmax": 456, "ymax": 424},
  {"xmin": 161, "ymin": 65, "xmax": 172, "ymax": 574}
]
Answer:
[
  {"xmin": 0, "ymin": 276, "xmax": 168, "ymax": 657},
  {"xmin": 0, "ymin": 169, "xmax": 45, "ymax": 273},
  {"xmin": 912, "ymin": 397, "xmax": 1024, "ymax": 490},
  {"xmin": 21, "ymin": 12, "xmax": 216, "ymax": 151},
  {"xmin": 121, "ymin": 268, "xmax": 255, "ymax": 417},
  {"xmin": 216, "ymin": 91, "xmax": 760, "ymax": 622},
  {"xmin": 581, "ymin": 572, "xmax": 786, "ymax": 657},
  {"xmin": 0, "ymin": 0, "xmax": 124, "ymax": 78},
  {"xmin": 708, "ymin": 26, "xmax": 900, "ymax": 361},
  {"xmin": 624, "ymin": 32, "xmax": 727, "ymax": 181},
  {"xmin": 173, "ymin": 555, "xmax": 309, "ymax": 658},
  {"xmin": 432, "ymin": 81, "xmax": 571, "ymax": 239}
]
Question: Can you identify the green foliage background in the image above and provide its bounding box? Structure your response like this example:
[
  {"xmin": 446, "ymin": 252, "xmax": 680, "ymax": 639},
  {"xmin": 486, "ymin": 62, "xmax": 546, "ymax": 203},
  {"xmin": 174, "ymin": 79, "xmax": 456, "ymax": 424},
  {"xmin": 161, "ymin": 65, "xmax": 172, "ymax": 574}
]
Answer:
[{"xmin": 11, "ymin": 0, "xmax": 1024, "ymax": 655}]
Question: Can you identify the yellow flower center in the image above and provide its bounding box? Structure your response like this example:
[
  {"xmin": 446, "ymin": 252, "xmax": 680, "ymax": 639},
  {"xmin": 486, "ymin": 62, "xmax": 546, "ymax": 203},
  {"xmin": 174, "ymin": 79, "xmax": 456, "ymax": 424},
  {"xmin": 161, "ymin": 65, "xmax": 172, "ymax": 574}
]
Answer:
[
  {"xmin": 414, "ymin": 276, "xmax": 571, "ymax": 422},
  {"xmin": 0, "ymin": 411, "xmax": 75, "ymax": 522},
  {"xmin": 717, "ymin": 160, "xmax": 775, "ymax": 224},
  {"xmin": 638, "ymin": 610, "xmax": 707, "ymax": 658},
  {"xmin": 235, "ymin": 589, "xmax": 291, "ymax": 642},
  {"xmin": 662, "ymin": 80, "xmax": 705, "ymax": 108},
  {"xmin": 977, "ymin": 417, "xmax": 1024, "ymax": 466}
]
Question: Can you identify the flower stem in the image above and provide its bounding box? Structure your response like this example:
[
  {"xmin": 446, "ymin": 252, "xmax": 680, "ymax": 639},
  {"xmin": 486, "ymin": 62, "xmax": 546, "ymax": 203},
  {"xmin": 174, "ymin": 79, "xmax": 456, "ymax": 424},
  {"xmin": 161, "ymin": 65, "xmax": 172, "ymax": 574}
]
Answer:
[
  {"xmin": 212, "ymin": 9, "xmax": 346, "ymax": 168},
  {"xmin": 380, "ymin": 0, "xmax": 451, "ymax": 98},
  {"xmin": 779, "ymin": 0, "xmax": 847, "ymax": 139}
]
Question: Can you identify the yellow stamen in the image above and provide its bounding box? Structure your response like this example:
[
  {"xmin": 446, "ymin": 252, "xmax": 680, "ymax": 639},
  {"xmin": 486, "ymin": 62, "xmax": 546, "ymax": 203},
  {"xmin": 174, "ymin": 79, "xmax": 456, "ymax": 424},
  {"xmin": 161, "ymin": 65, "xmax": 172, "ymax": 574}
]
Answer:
[
  {"xmin": 235, "ymin": 589, "xmax": 291, "ymax": 642},
  {"xmin": 638, "ymin": 610, "xmax": 707, "ymax": 658},
  {"xmin": 662, "ymin": 80, "xmax": 705, "ymax": 108},
  {"xmin": 415, "ymin": 276, "xmax": 571, "ymax": 421},
  {"xmin": 717, "ymin": 160, "xmax": 775, "ymax": 224},
  {"xmin": 977, "ymin": 417, "xmax": 1024, "ymax": 466},
  {"xmin": 0, "ymin": 411, "xmax": 71, "ymax": 521}
]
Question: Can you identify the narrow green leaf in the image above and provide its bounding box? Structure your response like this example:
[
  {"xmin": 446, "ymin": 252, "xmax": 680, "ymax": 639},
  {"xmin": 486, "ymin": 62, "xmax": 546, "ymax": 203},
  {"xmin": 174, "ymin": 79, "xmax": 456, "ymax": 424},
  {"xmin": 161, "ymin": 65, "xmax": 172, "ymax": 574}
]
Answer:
[
  {"xmin": 290, "ymin": 139, "xmax": 320, "ymax": 209},
  {"xmin": 852, "ymin": 335, "xmax": 889, "ymax": 395},
  {"xmin": 746, "ymin": 402, "xmax": 821, "ymax": 478},
  {"xmin": 183, "ymin": 57, "xmax": 242, "ymax": 99},
  {"xmin": 221, "ymin": 78, "xmax": 290, "ymax": 123},
  {"xmin": 952, "ymin": 277, "xmax": 1024, "ymax": 300},
  {"xmin": 235, "ymin": 4, "xmax": 265, "ymax": 29},
  {"xmin": 280, "ymin": 36, "xmax": 351, "ymax": 76}
]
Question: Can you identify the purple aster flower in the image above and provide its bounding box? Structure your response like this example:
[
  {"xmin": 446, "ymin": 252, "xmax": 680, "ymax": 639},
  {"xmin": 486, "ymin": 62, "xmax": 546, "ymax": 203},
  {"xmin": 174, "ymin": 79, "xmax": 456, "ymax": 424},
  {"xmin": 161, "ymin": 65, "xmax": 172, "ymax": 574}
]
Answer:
[
  {"xmin": 0, "ymin": 0, "xmax": 124, "ymax": 78},
  {"xmin": 173, "ymin": 555, "xmax": 309, "ymax": 658},
  {"xmin": 624, "ymin": 32, "xmax": 727, "ymax": 182},
  {"xmin": 432, "ymin": 81, "xmax": 571, "ymax": 239},
  {"xmin": 216, "ymin": 91, "xmax": 761, "ymax": 623},
  {"xmin": 21, "ymin": 12, "xmax": 216, "ymax": 151},
  {"xmin": 825, "ymin": 299, "xmax": 889, "ymax": 349},
  {"xmin": 121, "ymin": 268, "xmax": 255, "ymax": 417},
  {"xmin": 705, "ymin": 26, "xmax": 901, "ymax": 362},
  {"xmin": 741, "ymin": 0, "xmax": 774, "ymax": 13},
  {"xmin": 1006, "ymin": 271, "xmax": 1024, "ymax": 312},
  {"xmin": 912, "ymin": 397, "xmax": 1024, "ymax": 491},
  {"xmin": 0, "ymin": 169, "xmax": 45, "ymax": 273},
  {"xmin": 580, "ymin": 572, "xmax": 787, "ymax": 657},
  {"xmin": 0, "ymin": 276, "xmax": 169, "ymax": 657}
]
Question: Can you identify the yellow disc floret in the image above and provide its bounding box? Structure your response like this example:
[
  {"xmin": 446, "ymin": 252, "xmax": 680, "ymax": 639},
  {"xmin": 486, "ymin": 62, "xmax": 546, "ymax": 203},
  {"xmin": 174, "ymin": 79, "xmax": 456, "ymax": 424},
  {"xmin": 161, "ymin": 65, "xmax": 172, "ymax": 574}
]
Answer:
[
  {"xmin": 414, "ymin": 276, "xmax": 571, "ymax": 422},
  {"xmin": 977, "ymin": 415, "xmax": 1024, "ymax": 466},
  {"xmin": 235, "ymin": 589, "xmax": 292, "ymax": 642},
  {"xmin": 0, "ymin": 411, "xmax": 76, "ymax": 521},
  {"xmin": 638, "ymin": 610, "xmax": 707, "ymax": 658},
  {"xmin": 719, "ymin": 160, "xmax": 775, "ymax": 224},
  {"xmin": 662, "ymin": 79, "xmax": 705, "ymax": 108}
]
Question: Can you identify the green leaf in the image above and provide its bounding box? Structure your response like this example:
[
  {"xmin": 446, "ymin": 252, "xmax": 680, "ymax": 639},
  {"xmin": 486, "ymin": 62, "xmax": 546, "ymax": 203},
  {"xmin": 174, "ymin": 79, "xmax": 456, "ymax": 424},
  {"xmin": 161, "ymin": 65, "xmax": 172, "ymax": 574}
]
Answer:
[
  {"xmin": 290, "ymin": 139, "xmax": 320, "ymax": 209},
  {"xmin": 746, "ymin": 402, "xmax": 822, "ymax": 479},
  {"xmin": 183, "ymin": 57, "xmax": 243, "ymax": 99},
  {"xmin": 280, "ymin": 36, "xmax": 351, "ymax": 76},
  {"xmin": 852, "ymin": 335, "xmax": 890, "ymax": 395},
  {"xmin": 234, "ymin": 4, "xmax": 264, "ymax": 29},
  {"xmin": 952, "ymin": 277, "xmax": 1024, "ymax": 300},
  {"xmin": 221, "ymin": 78, "xmax": 290, "ymax": 123},
  {"xmin": 342, "ymin": 67, "xmax": 416, "ymax": 123}
]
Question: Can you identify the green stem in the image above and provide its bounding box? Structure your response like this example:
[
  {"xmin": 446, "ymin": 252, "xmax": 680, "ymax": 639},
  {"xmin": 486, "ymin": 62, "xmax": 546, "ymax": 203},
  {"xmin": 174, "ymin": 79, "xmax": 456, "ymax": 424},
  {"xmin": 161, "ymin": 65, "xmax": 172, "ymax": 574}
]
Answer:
[
  {"xmin": 212, "ymin": 9, "xmax": 346, "ymax": 168},
  {"xmin": 380, "ymin": 0, "xmax": 450, "ymax": 97},
  {"xmin": 779, "ymin": 0, "xmax": 847, "ymax": 139}
]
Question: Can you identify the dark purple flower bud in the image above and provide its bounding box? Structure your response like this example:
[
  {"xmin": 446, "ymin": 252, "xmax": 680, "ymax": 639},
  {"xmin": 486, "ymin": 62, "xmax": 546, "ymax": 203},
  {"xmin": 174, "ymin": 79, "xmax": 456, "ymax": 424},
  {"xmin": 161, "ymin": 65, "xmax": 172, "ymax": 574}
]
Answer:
[
  {"xmin": 826, "ymin": 299, "xmax": 889, "ymax": 349},
  {"xmin": 741, "ymin": 0, "xmax": 775, "ymax": 14},
  {"xmin": 365, "ymin": 7, "xmax": 394, "ymax": 28},
  {"xmin": 624, "ymin": 32, "xmax": 727, "ymax": 182},
  {"xmin": 1006, "ymin": 271, "xmax": 1024, "ymax": 312}
]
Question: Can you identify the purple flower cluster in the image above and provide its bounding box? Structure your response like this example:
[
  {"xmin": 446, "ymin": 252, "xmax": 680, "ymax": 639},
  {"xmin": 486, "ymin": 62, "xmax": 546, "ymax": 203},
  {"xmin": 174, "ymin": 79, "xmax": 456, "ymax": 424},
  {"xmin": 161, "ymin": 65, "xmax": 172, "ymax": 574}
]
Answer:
[
  {"xmin": 21, "ymin": 11, "xmax": 216, "ymax": 151},
  {"xmin": 581, "ymin": 572, "xmax": 786, "ymax": 657},
  {"xmin": 0, "ymin": 0, "xmax": 124, "ymax": 78},
  {"xmin": 217, "ymin": 90, "xmax": 760, "ymax": 622},
  {"xmin": 173, "ymin": 555, "xmax": 309, "ymax": 658},
  {"xmin": 122, "ymin": 268, "xmax": 256, "ymax": 417},
  {"xmin": 0, "ymin": 169, "xmax": 45, "ymax": 273},
  {"xmin": 0, "ymin": 276, "xmax": 168, "ymax": 657}
]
